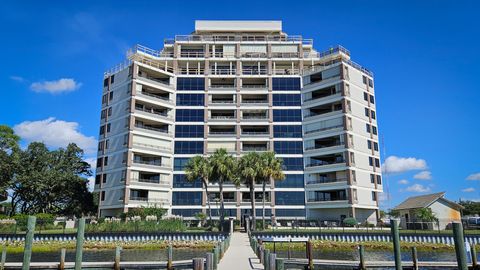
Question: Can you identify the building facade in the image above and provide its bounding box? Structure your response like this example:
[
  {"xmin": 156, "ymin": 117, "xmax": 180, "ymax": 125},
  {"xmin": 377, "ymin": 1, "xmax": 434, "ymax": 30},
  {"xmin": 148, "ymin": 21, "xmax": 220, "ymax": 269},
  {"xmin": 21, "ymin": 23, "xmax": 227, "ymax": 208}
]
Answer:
[{"xmin": 95, "ymin": 20, "xmax": 382, "ymax": 224}]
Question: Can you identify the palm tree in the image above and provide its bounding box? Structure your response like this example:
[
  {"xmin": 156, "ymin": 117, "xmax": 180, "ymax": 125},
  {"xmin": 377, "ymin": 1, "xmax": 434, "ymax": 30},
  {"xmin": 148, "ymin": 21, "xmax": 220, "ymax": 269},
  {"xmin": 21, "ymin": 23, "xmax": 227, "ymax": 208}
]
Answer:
[
  {"xmin": 259, "ymin": 151, "xmax": 285, "ymax": 230},
  {"xmin": 184, "ymin": 156, "xmax": 213, "ymax": 226},
  {"xmin": 238, "ymin": 152, "xmax": 262, "ymax": 231},
  {"xmin": 209, "ymin": 148, "xmax": 238, "ymax": 230}
]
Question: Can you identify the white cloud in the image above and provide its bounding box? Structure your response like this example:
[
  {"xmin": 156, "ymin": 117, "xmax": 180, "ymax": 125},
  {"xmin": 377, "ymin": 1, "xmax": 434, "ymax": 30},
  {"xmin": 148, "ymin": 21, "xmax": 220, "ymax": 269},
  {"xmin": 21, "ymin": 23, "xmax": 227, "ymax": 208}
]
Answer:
[
  {"xmin": 406, "ymin": 184, "xmax": 431, "ymax": 193},
  {"xmin": 413, "ymin": 171, "xmax": 432, "ymax": 180},
  {"xmin": 462, "ymin": 187, "xmax": 475, "ymax": 193},
  {"xmin": 382, "ymin": 156, "xmax": 427, "ymax": 174},
  {"xmin": 467, "ymin": 173, "xmax": 480, "ymax": 181},
  {"xmin": 398, "ymin": 179, "xmax": 409, "ymax": 185},
  {"xmin": 84, "ymin": 157, "xmax": 97, "ymax": 169},
  {"xmin": 13, "ymin": 117, "xmax": 97, "ymax": 154},
  {"xmin": 10, "ymin": 75, "xmax": 25, "ymax": 82},
  {"xmin": 30, "ymin": 78, "xmax": 82, "ymax": 93},
  {"xmin": 87, "ymin": 176, "xmax": 95, "ymax": 191}
]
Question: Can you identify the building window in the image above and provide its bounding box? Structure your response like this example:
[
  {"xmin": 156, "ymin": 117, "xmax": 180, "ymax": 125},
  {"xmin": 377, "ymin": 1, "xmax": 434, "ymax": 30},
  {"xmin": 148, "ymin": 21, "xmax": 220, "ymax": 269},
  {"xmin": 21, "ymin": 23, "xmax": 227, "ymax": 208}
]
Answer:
[
  {"xmin": 173, "ymin": 174, "xmax": 202, "ymax": 188},
  {"xmin": 273, "ymin": 125, "xmax": 302, "ymax": 138},
  {"xmin": 102, "ymin": 174, "xmax": 107, "ymax": 184},
  {"xmin": 272, "ymin": 78, "xmax": 301, "ymax": 90},
  {"xmin": 377, "ymin": 175, "xmax": 382, "ymax": 185},
  {"xmin": 96, "ymin": 158, "xmax": 103, "ymax": 168},
  {"xmin": 177, "ymin": 78, "xmax": 205, "ymax": 90},
  {"xmin": 110, "ymin": 75, "xmax": 115, "ymax": 84},
  {"xmin": 370, "ymin": 174, "xmax": 375, "ymax": 184},
  {"xmin": 103, "ymin": 78, "xmax": 109, "ymax": 87},
  {"xmin": 375, "ymin": 158, "xmax": 380, "ymax": 168},
  {"xmin": 370, "ymin": 95, "xmax": 375, "ymax": 104},
  {"xmin": 368, "ymin": 79, "xmax": 374, "ymax": 88},
  {"xmin": 95, "ymin": 175, "xmax": 101, "ymax": 185},
  {"xmin": 369, "ymin": 157, "xmax": 373, "ymax": 166},
  {"xmin": 282, "ymin": 158, "xmax": 304, "ymax": 171},
  {"xmin": 365, "ymin": 108, "xmax": 369, "ymax": 117},
  {"xmin": 367, "ymin": 140, "xmax": 372, "ymax": 150},
  {"xmin": 176, "ymin": 94, "xmax": 205, "ymax": 106},
  {"xmin": 122, "ymin": 152, "xmax": 127, "ymax": 164},
  {"xmin": 274, "ymin": 141, "xmax": 303, "ymax": 154},
  {"xmin": 106, "ymin": 123, "xmax": 111, "ymax": 133},
  {"xmin": 275, "ymin": 191, "xmax": 305, "ymax": 205},
  {"xmin": 108, "ymin": 107, "xmax": 112, "ymax": 117},
  {"xmin": 374, "ymin": 142, "xmax": 379, "ymax": 151},
  {"xmin": 275, "ymin": 174, "xmax": 304, "ymax": 188},
  {"xmin": 172, "ymin": 209, "xmax": 201, "ymax": 217},
  {"xmin": 174, "ymin": 158, "xmax": 191, "ymax": 171},
  {"xmin": 362, "ymin": 76, "xmax": 367, "ymax": 84},
  {"xmin": 275, "ymin": 209, "xmax": 306, "ymax": 217},
  {"xmin": 351, "ymin": 170, "xmax": 356, "ymax": 182},
  {"xmin": 100, "ymin": 191, "xmax": 105, "ymax": 201},
  {"xmin": 372, "ymin": 191, "xmax": 377, "ymax": 201},
  {"xmin": 109, "ymin": 91, "xmax": 114, "ymax": 101},
  {"xmin": 273, "ymin": 109, "xmax": 302, "ymax": 122},
  {"xmin": 176, "ymin": 109, "xmax": 204, "ymax": 122},
  {"xmin": 366, "ymin": 124, "xmax": 371, "ymax": 133},
  {"xmin": 371, "ymin": 111, "xmax": 376, "ymax": 119},
  {"xmin": 175, "ymin": 125, "xmax": 204, "ymax": 138},
  {"xmin": 372, "ymin": 126, "xmax": 378, "ymax": 135},
  {"xmin": 272, "ymin": 94, "xmax": 301, "ymax": 106},
  {"xmin": 364, "ymin": 92, "xmax": 368, "ymax": 101},
  {"xmin": 103, "ymin": 156, "xmax": 109, "ymax": 166},
  {"xmin": 174, "ymin": 141, "xmax": 203, "ymax": 154},
  {"xmin": 172, "ymin": 191, "xmax": 202, "ymax": 205}
]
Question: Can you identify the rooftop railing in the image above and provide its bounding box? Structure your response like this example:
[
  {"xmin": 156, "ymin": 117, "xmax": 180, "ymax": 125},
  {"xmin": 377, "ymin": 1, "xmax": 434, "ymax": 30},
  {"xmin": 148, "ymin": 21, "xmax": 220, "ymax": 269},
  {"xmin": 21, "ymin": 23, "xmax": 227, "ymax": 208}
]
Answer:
[{"xmin": 171, "ymin": 35, "xmax": 309, "ymax": 43}]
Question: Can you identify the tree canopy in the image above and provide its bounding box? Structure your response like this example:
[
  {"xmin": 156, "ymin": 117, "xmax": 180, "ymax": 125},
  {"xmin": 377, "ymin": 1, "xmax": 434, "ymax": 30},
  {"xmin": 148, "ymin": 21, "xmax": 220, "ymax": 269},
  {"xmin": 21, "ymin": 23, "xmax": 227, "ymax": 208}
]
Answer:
[{"xmin": 0, "ymin": 125, "xmax": 95, "ymax": 217}]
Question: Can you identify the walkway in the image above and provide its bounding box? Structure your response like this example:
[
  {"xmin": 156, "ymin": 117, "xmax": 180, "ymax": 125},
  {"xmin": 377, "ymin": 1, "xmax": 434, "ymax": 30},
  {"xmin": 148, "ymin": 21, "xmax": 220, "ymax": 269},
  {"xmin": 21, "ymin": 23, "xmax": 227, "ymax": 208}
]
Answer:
[{"xmin": 218, "ymin": 232, "xmax": 264, "ymax": 270}]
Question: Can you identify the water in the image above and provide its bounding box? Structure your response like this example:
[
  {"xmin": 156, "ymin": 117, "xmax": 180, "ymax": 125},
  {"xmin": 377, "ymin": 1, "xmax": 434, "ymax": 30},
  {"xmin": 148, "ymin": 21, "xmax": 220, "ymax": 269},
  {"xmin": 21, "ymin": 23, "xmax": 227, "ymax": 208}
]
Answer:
[{"xmin": 4, "ymin": 248, "xmax": 209, "ymax": 263}]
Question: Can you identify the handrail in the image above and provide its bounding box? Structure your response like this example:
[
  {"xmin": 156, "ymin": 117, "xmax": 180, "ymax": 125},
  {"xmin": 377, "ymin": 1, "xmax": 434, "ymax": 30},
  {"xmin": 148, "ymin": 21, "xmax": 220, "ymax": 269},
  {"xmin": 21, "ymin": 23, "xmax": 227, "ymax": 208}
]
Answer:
[
  {"xmin": 241, "ymin": 52, "xmax": 268, "ymax": 58},
  {"xmin": 241, "ymin": 115, "xmax": 268, "ymax": 119},
  {"xmin": 242, "ymin": 68, "xmax": 268, "ymax": 75},
  {"xmin": 241, "ymin": 84, "xmax": 268, "ymax": 89},
  {"xmin": 304, "ymin": 124, "xmax": 343, "ymax": 134},
  {"xmin": 305, "ymin": 143, "xmax": 344, "ymax": 151},
  {"xmin": 307, "ymin": 197, "xmax": 347, "ymax": 202},
  {"xmin": 173, "ymin": 34, "xmax": 307, "ymax": 43},
  {"xmin": 210, "ymin": 116, "xmax": 236, "ymax": 120},
  {"xmin": 241, "ymin": 132, "xmax": 269, "ymax": 135},
  {"xmin": 134, "ymin": 125, "xmax": 171, "ymax": 134},
  {"xmin": 131, "ymin": 178, "xmax": 171, "ymax": 185},
  {"xmin": 304, "ymin": 109, "xmax": 342, "ymax": 118},
  {"xmin": 211, "ymin": 52, "xmax": 236, "ymax": 58},
  {"xmin": 271, "ymin": 52, "xmax": 300, "ymax": 58},
  {"xmin": 241, "ymin": 100, "xmax": 268, "ymax": 104},
  {"xmin": 210, "ymin": 100, "xmax": 235, "ymax": 104},
  {"xmin": 104, "ymin": 60, "xmax": 131, "ymax": 77},
  {"xmin": 179, "ymin": 68, "xmax": 204, "ymax": 75},
  {"xmin": 135, "ymin": 107, "xmax": 172, "ymax": 118},
  {"xmin": 209, "ymin": 132, "xmax": 236, "ymax": 135},
  {"xmin": 210, "ymin": 84, "xmax": 236, "ymax": 89},
  {"xmin": 138, "ymin": 91, "xmax": 173, "ymax": 102},
  {"xmin": 180, "ymin": 51, "xmax": 205, "ymax": 58},
  {"xmin": 273, "ymin": 68, "xmax": 300, "ymax": 75},
  {"xmin": 305, "ymin": 160, "xmax": 345, "ymax": 168},
  {"xmin": 132, "ymin": 142, "xmax": 171, "ymax": 151},
  {"xmin": 306, "ymin": 177, "xmax": 348, "ymax": 185},
  {"xmin": 210, "ymin": 69, "xmax": 236, "ymax": 75}
]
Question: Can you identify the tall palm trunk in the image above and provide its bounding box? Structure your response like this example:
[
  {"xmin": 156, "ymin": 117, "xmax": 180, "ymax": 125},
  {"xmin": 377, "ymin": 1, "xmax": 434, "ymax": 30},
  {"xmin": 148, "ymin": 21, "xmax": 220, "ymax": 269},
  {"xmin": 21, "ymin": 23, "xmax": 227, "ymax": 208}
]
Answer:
[
  {"xmin": 250, "ymin": 179, "xmax": 256, "ymax": 231},
  {"xmin": 262, "ymin": 181, "xmax": 266, "ymax": 230},
  {"xmin": 203, "ymin": 179, "xmax": 213, "ymax": 226},
  {"xmin": 219, "ymin": 180, "xmax": 225, "ymax": 231}
]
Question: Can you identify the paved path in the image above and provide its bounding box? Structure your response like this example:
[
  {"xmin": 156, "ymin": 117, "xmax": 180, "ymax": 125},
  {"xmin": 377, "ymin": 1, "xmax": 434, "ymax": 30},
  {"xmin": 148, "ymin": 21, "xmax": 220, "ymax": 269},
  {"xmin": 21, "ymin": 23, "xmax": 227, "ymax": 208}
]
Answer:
[{"xmin": 218, "ymin": 232, "xmax": 264, "ymax": 270}]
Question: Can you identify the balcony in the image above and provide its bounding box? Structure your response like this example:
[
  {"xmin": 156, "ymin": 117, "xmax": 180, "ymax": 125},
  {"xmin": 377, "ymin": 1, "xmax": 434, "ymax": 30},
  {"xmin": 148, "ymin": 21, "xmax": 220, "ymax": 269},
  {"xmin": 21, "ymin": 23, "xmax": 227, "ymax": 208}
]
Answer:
[
  {"xmin": 272, "ymin": 68, "xmax": 300, "ymax": 75},
  {"xmin": 137, "ymin": 73, "xmax": 172, "ymax": 88},
  {"xmin": 306, "ymin": 155, "xmax": 346, "ymax": 168},
  {"xmin": 304, "ymin": 124, "xmax": 344, "ymax": 136},
  {"xmin": 132, "ymin": 142, "xmax": 171, "ymax": 153},
  {"xmin": 210, "ymin": 68, "xmax": 236, "ymax": 75},
  {"xmin": 129, "ymin": 197, "xmax": 170, "ymax": 204},
  {"xmin": 131, "ymin": 177, "xmax": 170, "ymax": 186},
  {"xmin": 271, "ymin": 52, "xmax": 300, "ymax": 58},
  {"xmin": 304, "ymin": 103, "xmax": 343, "ymax": 119},
  {"xmin": 305, "ymin": 136, "xmax": 344, "ymax": 152},
  {"xmin": 134, "ymin": 124, "xmax": 171, "ymax": 136},
  {"xmin": 179, "ymin": 51, "xmax": 205, "ymax": 58},
  {"xmin": 242, "ymin": 68, "xmax": 268, "ymax": 75},
  {"xmin": 306, "ymin": 177, "xmax": 348, "ymax": 185},
  {"xmin": 242, "ymin": 143, "xmax": 268, "ymax": 152},
  {"xmin": 211, "ymin": 52, "xmax": 236, "ymax": 58},
  {"xmin": 241, "ymin": 52, "xmax": 267, "ymax": 58},
  {"xmin": 137, "ymin": 91, "xmax": 174, "ymax": 105},
  {"xmin": 241, "ymin": 112, "xmax": 268, "ymax": 121},
  {"xmin": 304, "ymin": 85, "xmax": 340, "ymax": 103},
  {"xmin": 307, "ymin": 190, "xmax": 348, "ymax": 203},
  {"xmin": 135, "ymin": 106, "xmax": 173, "ymax": 121},
  {"xmin": 178, "ymin": 68, "xmax": 204, "ymax": 75}
]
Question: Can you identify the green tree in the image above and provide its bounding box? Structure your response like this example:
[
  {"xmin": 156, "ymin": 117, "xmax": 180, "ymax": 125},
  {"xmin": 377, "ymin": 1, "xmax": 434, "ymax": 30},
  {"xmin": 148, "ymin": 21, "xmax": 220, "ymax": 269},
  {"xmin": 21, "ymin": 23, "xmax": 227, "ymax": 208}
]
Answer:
[
  {"xmin": 185, "ymin": 155, "xmax": 213, "ymax": 225},
  {"xmin": 209, "ymin": 149, "xmax": 238, "ymax": 229},
  {"xmin": 0, "ymin": 125, "xmax": 20, "ymax": 204},
  {"xmin": 413, "ymin": 208, "xmax": 438, "ymax": 222},
  {"xmin": 258, "ymin": 151, "xmax": 284, "ymax": 230},
  {"xmin": 459, "ymin": 200, "xmax": 480, "ymax": 216},
  {"xmin": 238, "ymin": 152, "xmax": 262, "ymax": 231}
]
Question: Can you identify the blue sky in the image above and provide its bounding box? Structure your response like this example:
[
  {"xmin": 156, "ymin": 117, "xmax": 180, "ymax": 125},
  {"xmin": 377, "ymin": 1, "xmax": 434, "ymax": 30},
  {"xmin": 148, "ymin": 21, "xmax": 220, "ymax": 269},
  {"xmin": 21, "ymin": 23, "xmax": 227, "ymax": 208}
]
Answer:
[{"xmin": 0, "ymin": 1, "xmax": 479, "ymax": 209}]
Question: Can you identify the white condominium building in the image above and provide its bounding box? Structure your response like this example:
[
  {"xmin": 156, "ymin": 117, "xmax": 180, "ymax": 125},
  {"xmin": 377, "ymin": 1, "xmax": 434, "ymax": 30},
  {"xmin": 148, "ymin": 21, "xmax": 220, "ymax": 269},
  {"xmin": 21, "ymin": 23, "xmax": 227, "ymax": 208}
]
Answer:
[{"xmin": 95, "ymin": 20, "xmax": 382, "ymax": 224}]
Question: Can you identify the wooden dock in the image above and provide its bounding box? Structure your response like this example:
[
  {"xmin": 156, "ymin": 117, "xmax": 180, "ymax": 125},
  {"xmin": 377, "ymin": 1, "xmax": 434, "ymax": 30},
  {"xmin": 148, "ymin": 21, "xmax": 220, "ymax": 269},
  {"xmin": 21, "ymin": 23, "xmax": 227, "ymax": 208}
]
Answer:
[{"xmin": 283, "ymin": 258, "xmax": 459, "ymax": 268}]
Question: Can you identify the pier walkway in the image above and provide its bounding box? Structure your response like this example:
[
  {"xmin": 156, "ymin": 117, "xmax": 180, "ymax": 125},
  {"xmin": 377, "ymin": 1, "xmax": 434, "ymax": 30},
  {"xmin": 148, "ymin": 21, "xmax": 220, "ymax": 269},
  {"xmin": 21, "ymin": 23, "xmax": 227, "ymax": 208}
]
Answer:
[{"xmin": 218, "ymin": 232, "xmax": 264, "ymax": 270}]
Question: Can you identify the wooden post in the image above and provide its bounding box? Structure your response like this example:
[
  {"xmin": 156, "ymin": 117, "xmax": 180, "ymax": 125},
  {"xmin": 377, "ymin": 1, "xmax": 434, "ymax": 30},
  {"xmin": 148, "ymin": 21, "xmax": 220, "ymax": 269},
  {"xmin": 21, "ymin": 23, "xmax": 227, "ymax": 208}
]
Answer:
[
  {"xmin": 206, "ymin": 252, "xmax": 214, "ymax": 270},
  {"xmin": 193, "ymin": 258, "xmax": 204, "ymax": 270},
  {"xmin": 307, "ymin": 241, "xmax": 313, "ymax": 270},
  {"xmin": 114, "ymin": 246, "xmax": 122, "ymax": 270},
  {"xmin": 453, "ymin": 222, "xmax": 468, "ymax": 270},
  {"xmin": 259, "ymin": 246, "xmax": 264, "ymax": 264},
  {"xmin": 264, "ymin": 249, "xmax": 270, "ymax": 269},
  {"xmin": 167, "ymin": 245, "xmax": 173, "ymax": 270},
  {"xmin": 411, "ymin": 246, "xmax": 418, "ymax": 270},
  {"xmin": 275, "ymin": 258, "xmax": 284, "ymax": 270},
  {"xmin": 391, "ymin": 219, "xmax": 402, "ymax": 270},
  {"xmin": 213, "ymin": 246, "xmax": 219, "ymax": 270},
  {"xmin": 220, "ymin": 241, "xmax": 225, "ymax": 258},
  {"xmin": 359, "ymin": 245, "xmax": 366, "ymax": 270},
  {"xmin": 471, "ymin": 244, "xmax": 478, "ymax": 269},
  {"xmin": 287, "ymin": 244, "xmax": 291, "ymax": 259},
  {"xmin": 59, "ymin": 248, "xmax": 66, "ymax": 270},
  {"xmin": 74, "ymin": 218, "xmax": 86, "ymax": 270},
  {"xmin": 269, "ymin": 253, "xmax": 276, "ymax": 270},
  {"xmin": 1, "ymin": 245, "xmax": 6, "ymax": 270},
  {"xmin": 22, "ymin": 215, "xmax": 36, "ymax": 270}
]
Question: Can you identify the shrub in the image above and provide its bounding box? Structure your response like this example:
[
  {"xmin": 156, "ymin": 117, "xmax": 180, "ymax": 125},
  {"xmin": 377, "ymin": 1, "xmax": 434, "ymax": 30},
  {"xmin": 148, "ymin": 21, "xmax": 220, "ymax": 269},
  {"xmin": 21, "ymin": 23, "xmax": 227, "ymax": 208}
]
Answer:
[{"xmin": 343, "ymin": 217, "xmax": 358, "ymax": 227}]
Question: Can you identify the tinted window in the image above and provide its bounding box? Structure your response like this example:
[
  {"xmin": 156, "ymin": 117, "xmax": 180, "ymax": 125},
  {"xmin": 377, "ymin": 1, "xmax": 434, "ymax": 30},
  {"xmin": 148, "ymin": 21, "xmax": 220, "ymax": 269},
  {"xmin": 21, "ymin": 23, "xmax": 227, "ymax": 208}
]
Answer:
[
  {"xmin": 176, "ymin": 109, "xmax": 204, "ymax": 122},
  {"xmin": 176, "ymin": 94, "xmax": 205, "ymax": 106},
  {"xmin": 273, "ymin": 94, "xmax": 301, "ymax": 106},
  {"xmin": 275, "ymin": 191, "xmax": 305, "ymax": 205},
  {"xmin": 272, "ymin": 78, "xmax": 301, "ymax": 90},
  {"xmin": 275, "ymin": 174, "xmax": 304, "ymax": 188},
  {"xmin": 273, "ymin": 110, "xmax": 302, "ymax": 122},
  {"xmin": 172, "ymin": 192, "xmax": 202, "ymax": 205},
  {"xmin": 282, "ymin": 158, "xmax": 304, "ymax": 171},
  {"xmin": 175, "ymin": 125, "xmax": 204, "ymax": 138},
  {"xmin": 174, "ymin": 158, "xmax": 191, "ymax": 171},
  {"xmin": 177, "ymin": 78, "xmax": 205, "ymax": 90},
  {"xmin": 273, "ymin": 125, "xmax": 302, "ymax": 138},
  {"xmin": 275, "ymin": 209, "xmax": 306, "ymax": 217},
  {"xmin": 172, "ymin": 209, "xmax": 201, "ymax": 217},
  {"xmin": 173, "ymin": 174, "xmax": 202, "ymax": 188},
  {"xmin": 174, "ymin": 141, "xmax": 204, "ymax": 154},
  {"xmin": 274, "ymin": 141, "xmax": 303, "ymax": 154}
]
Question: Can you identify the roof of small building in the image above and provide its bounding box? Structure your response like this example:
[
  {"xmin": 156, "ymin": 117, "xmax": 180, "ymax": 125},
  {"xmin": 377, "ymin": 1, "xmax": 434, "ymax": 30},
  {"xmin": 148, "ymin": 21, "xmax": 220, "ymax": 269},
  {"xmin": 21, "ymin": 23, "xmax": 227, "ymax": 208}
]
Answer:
[{"xmin": 393, "ymin": 192, "xmax": 464, "ymax": 211}]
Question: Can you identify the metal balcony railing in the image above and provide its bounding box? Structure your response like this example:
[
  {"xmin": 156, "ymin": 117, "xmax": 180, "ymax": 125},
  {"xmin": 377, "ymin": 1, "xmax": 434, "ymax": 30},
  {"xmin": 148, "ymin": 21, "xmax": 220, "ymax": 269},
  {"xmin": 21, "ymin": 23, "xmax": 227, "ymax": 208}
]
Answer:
[
  {"xmin": 180, "ymin": 51, "xmax": 205, "ymax": 58},
  {"xmin": 306, "ymin": 177, "xmax": 348, "ymax": 185},
  {"xmin": 138, "ymin": 91, "xmax": 173, "ymax": 103},
  {"xmin": 242, "ymin": 69, "xmax": 268, "ymax": 75},
  {"xmin": 305, "ymin": 159, "xmax": 345, "ymax": 168},
  {"xmin": 304, "ymin": 124, "xmax": 343, "ymax": 135},
  {"xmin": 210, "ymin": 69, "xmax": 236, "ymax": 75}
]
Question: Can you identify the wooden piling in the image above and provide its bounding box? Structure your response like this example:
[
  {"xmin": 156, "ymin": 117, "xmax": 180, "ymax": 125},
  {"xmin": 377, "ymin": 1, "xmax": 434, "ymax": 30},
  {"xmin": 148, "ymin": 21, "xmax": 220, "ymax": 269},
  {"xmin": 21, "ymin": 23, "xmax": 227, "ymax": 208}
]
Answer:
[
  {"xmin": 58, "ymin": 248, "xmax": 66, "ymax": 270},
  {"xmin": 275, "ymin": 258, "xmax": 284, "ymax": 270},
  {"xmin": 213, "ymin": 246, "xmax": 219, "ymax": 270},
  {"xmin": 193, "ymin": 258, "xmax": 204, "ymax": 270},
  {"xmin": 74, "ymin": 218, "xmax": 85, "ymax": 270},
  {"xmin": 167, "ymin": 245, "xmax": 173, "ymax": 270},
  {"xmin": 1, "ymin": 245, "xmax": 6, "ymax": 270},
  {"xmin": 358, "ymin": 245, "xmax": 366, "ymax": 270},
  {"xmin": 22, "ymin": 215, "xmax": 36, "ymax": 270},
  {"xmin": 307, "ymin": 240, "xmax": 313, "ymax": 270},
  {"xmin": 391, "ymin": 219, "xmax": 402, "ymax": 270},
  {"xmin": 471, "ymin": 244, "xmax": 478, "ymax": 269},
  {"xmin": 269, "ymin": 253, "xmax": 276, "ymax": 270},
  {"xmin": 453, "ymin": 222, "xmax": 468, "ymax": 270},
  {"xmin": 264, "ymin": 249, "xmax": 270, "ymax": 269},
  {"xmin": 412, "ymin": 246, "xmax": 418, "ymax": 270},
  {"xmin": 205, "ymin": 252, "xmax": 214, "ymax": 270},
  {"xmin": 114, "ymin": 246, "xmax": 122, "ymax": 270}
]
